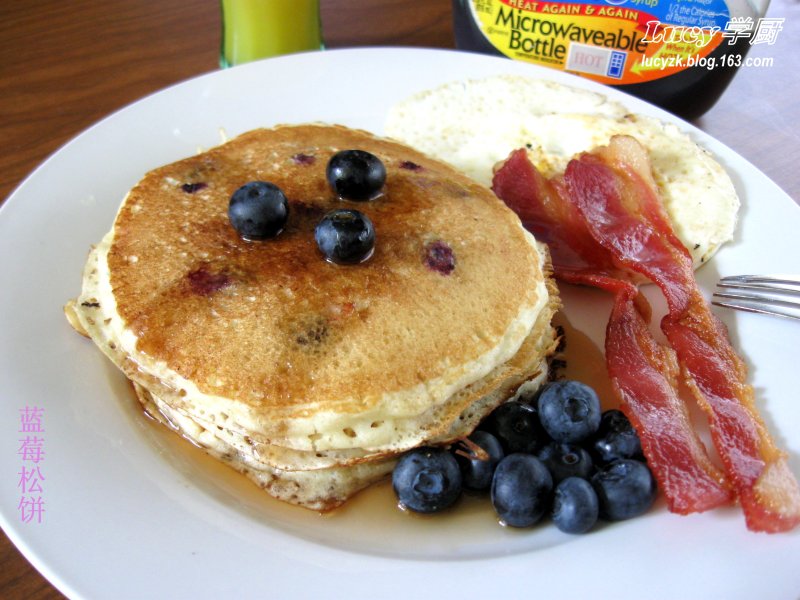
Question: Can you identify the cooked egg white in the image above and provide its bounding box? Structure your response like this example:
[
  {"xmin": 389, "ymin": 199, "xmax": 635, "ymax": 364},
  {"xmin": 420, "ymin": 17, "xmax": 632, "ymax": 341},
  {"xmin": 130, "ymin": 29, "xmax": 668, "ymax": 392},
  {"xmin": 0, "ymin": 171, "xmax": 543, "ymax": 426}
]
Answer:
[{"xmin": 385, "ymin": 76, "xmax": 739, "ymax": 268}]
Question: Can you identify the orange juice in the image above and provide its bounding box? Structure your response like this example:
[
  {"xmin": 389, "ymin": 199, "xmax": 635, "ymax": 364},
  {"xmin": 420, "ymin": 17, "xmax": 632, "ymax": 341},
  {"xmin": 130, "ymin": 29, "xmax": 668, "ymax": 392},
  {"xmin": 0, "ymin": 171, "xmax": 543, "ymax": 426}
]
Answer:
[{"xmin": 220, "ymin": 0, "xmax": 324, "ymax": 67}]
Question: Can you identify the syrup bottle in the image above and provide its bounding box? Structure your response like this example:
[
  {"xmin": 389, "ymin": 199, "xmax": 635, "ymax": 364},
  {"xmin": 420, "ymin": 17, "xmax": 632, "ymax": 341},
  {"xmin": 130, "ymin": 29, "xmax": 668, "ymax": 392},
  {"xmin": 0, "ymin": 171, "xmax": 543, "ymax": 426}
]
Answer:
[{"xmin": 451, "ymin": 0, "xmax": 769, "ymax": 120}]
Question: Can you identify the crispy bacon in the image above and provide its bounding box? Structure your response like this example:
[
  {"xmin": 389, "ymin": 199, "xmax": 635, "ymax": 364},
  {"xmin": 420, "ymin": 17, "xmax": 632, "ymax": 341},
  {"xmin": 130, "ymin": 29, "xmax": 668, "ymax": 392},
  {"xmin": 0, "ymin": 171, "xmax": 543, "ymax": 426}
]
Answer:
[
  {"xmin": 605, "ymin": 281, "xmax": 732, "ymax": 514},
  {"xmin": 496, "ymin": 138, "xmax": 800, "ymax": 530},
  {"xmin": 493, "ymin": 148, "xmax": 731, "ymax": 515},
  {"xmin": 562, "ymin": 137, "xmax": 800, "ymax": 532},
  {"xmin": 494, "ymin": 149, "xmax": 620, "ymax": 288},
  {"xmin": 497, "ymin": 135, "xmax": 800, "ymax": 531}
]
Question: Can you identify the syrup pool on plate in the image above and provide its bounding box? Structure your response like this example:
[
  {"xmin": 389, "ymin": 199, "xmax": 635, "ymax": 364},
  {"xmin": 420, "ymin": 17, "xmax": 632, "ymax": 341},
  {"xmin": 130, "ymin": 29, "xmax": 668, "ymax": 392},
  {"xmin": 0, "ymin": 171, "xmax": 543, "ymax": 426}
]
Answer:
[{"xmin": 115, "ymin": 307, "xmax": 613, "ymax": 560}]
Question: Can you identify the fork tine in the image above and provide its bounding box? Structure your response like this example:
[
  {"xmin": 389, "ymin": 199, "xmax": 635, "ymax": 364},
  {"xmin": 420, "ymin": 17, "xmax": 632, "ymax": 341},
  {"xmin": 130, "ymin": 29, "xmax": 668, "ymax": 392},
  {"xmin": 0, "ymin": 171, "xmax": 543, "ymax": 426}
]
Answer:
[
  {"xmin": 718, "ymin": 274, "xmax": 800, "ymax": 287},
  {"xmin": 717, "ymin": 282, "xmax": 800, "ymax": 295},
  {"xmin": 713, "ymin": 276, "xmax": 800, "ymax": 321},
  {"xmin": 711, "ymin": 298, "xmax": 800, "ymax": 321},
  {"xmin": 713, "ymin": 292, "xmax": 800, "ymax": 310}
]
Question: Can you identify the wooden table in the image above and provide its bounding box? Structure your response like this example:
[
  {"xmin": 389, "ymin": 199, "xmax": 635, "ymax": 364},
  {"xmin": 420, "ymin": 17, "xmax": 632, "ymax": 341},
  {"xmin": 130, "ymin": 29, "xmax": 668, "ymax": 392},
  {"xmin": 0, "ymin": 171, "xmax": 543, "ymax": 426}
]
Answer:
[{"xmin": 1, "ymin": 1, "xmax": 797, "ymax": 598}]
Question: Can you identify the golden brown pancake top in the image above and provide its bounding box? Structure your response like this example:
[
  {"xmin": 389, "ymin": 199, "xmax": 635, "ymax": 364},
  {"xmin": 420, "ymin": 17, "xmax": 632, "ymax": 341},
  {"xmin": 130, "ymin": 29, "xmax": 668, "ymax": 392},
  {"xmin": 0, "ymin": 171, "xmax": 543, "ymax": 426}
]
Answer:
[{"xmin": 107, "ymin": 125, "xmax": 543, "ymax": 417}]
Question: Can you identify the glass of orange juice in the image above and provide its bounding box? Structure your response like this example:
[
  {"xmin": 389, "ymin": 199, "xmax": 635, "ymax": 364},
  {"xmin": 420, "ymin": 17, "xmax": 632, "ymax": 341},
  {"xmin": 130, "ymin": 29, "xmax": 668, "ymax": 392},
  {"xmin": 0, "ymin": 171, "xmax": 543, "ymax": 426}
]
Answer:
[{"xmin": 220, "ymin": 0, "xmax": 324, "ymax": 68}]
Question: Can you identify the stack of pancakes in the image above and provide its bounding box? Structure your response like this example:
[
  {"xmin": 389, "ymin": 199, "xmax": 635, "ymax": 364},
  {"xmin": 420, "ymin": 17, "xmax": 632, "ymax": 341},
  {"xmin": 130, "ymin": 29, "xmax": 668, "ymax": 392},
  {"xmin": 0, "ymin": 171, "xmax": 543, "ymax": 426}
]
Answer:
[{"xmin": 67, "ymin": 124, "xmax": 559, "ymax": 510}]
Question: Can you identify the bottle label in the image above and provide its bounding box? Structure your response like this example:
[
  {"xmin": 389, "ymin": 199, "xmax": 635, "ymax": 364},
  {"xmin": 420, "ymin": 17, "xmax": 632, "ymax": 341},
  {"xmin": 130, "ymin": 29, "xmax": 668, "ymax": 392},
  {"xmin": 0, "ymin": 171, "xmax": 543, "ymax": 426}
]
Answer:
[{"xmin": 465, "ymin": 0, "xmax": 730, "ymax": 85}]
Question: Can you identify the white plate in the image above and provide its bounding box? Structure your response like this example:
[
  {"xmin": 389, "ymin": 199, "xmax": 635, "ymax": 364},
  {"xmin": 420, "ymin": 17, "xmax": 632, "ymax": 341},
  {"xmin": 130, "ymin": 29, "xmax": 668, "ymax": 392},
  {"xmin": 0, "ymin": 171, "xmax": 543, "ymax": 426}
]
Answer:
[{"xmin": 1, "ymin": 48, "xmax": 799, "ymax": 600}]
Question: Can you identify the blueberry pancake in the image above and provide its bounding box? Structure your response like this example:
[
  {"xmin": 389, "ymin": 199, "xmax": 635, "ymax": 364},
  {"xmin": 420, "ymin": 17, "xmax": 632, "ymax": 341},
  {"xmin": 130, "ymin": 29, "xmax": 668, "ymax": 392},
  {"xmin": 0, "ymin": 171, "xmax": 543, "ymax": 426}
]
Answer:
[{"xmin": 66, "ymin": 124, "xmax": 559, "ymax": 510}]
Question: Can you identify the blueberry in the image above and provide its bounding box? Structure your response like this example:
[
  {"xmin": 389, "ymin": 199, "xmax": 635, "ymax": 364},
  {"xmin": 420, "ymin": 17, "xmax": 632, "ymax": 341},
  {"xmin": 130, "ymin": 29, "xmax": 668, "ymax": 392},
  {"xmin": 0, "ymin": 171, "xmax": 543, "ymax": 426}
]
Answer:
[
  {"xmin": 453, "ymin": 431, "xmax": 504, "ymax": 491},
  {"xmin": 326, "ymin": 149, "xmax": 386, "ymax": 200},
  {"xmin": 392, "ymin": 447, "xmax": 462, "ymax": 513},
  {"xmin": 491, "ymin": 454, "xmax": 553, "ymax": 527},
  {"xmin": 591, "ymin": 409, "xmax": 643, "ymax": 465},
  {"xmin": 537, "ymin": 442, "xmax": 593, "ymax": 483},
  {"xmin": 481, "ymin": 401, "xmax": 548, "ymax": 454},
  {"xmin": 552, "ymin": 477, "xmax": 599, "ymax": 534},
  {"xmin": 591, "ymin": 459, "xmax": 657, "ymax": 521},
  {"xmin": 228, "ymin": 181, "xmax": 288, "ymax": 240},
  {"xmin": 537, "ymin": 381, "xmax": 601, "ymax": 444},
  {"xmin": 314, "ymin": 209, "xmax": 375, "ymax": 264}
]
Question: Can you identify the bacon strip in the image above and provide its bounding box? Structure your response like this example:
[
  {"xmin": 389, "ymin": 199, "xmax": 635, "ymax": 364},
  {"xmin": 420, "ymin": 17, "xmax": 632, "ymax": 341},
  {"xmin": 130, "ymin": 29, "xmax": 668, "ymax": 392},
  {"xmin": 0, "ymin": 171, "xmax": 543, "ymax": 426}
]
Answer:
[
  {"xmin": 493, "ymin": 149, "xmax": 731, "ymax": 514},
  {"xmin": 562, "ymin": 136, "xmax": 800, "ymax": 532},
  {"xmin": 605, "ymin": 281, "xmax": 732, "ymax": 514},
  {"xmin": 491, "ymin": 149, "xmax": 621, "ymax": 289}
]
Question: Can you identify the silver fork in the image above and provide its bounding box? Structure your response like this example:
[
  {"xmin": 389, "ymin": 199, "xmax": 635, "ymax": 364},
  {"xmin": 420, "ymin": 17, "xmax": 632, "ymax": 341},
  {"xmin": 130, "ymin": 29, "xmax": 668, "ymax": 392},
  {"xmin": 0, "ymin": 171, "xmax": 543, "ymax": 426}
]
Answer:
[{"xmin": 713, "ymin": 275, "xmax": 800, "ymax": 321}]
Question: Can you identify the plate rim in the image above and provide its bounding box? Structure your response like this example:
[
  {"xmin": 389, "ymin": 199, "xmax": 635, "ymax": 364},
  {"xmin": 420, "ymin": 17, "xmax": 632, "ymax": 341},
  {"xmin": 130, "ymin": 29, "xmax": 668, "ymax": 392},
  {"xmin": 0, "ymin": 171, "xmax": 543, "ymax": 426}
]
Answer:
[{"xmin": 2, "ymin": 46, "xmax": 799, "ymax": 600}]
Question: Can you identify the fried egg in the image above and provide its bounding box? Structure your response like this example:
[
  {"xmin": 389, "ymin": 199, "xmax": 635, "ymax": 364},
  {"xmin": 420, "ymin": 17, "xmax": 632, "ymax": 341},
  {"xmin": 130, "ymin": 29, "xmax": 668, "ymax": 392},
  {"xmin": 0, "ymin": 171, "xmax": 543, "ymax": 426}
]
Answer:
[{"xmin": 385, "ymin": 76, "xmax": 739, "ymax": 268}]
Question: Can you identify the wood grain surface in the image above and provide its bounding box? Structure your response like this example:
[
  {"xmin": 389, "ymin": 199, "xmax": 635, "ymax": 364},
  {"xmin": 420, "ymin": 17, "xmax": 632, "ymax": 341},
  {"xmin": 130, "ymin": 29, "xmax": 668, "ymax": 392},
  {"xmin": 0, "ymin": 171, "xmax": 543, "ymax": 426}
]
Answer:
[{"xmin": 1, "ymin": 0, "xmax": 797, "ymax": 598}]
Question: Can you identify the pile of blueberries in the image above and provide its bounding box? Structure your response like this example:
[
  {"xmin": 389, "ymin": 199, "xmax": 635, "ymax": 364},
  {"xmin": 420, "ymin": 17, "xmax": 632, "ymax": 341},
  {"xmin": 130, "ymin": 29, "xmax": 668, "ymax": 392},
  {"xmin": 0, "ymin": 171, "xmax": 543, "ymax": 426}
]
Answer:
[
  {"xmin": 228, "ymin": 149, "xmax": 385, "ymax": 265},
  {"xmin": 392, "ymin": 380, "xmax": 657, "ymax": 534}
]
